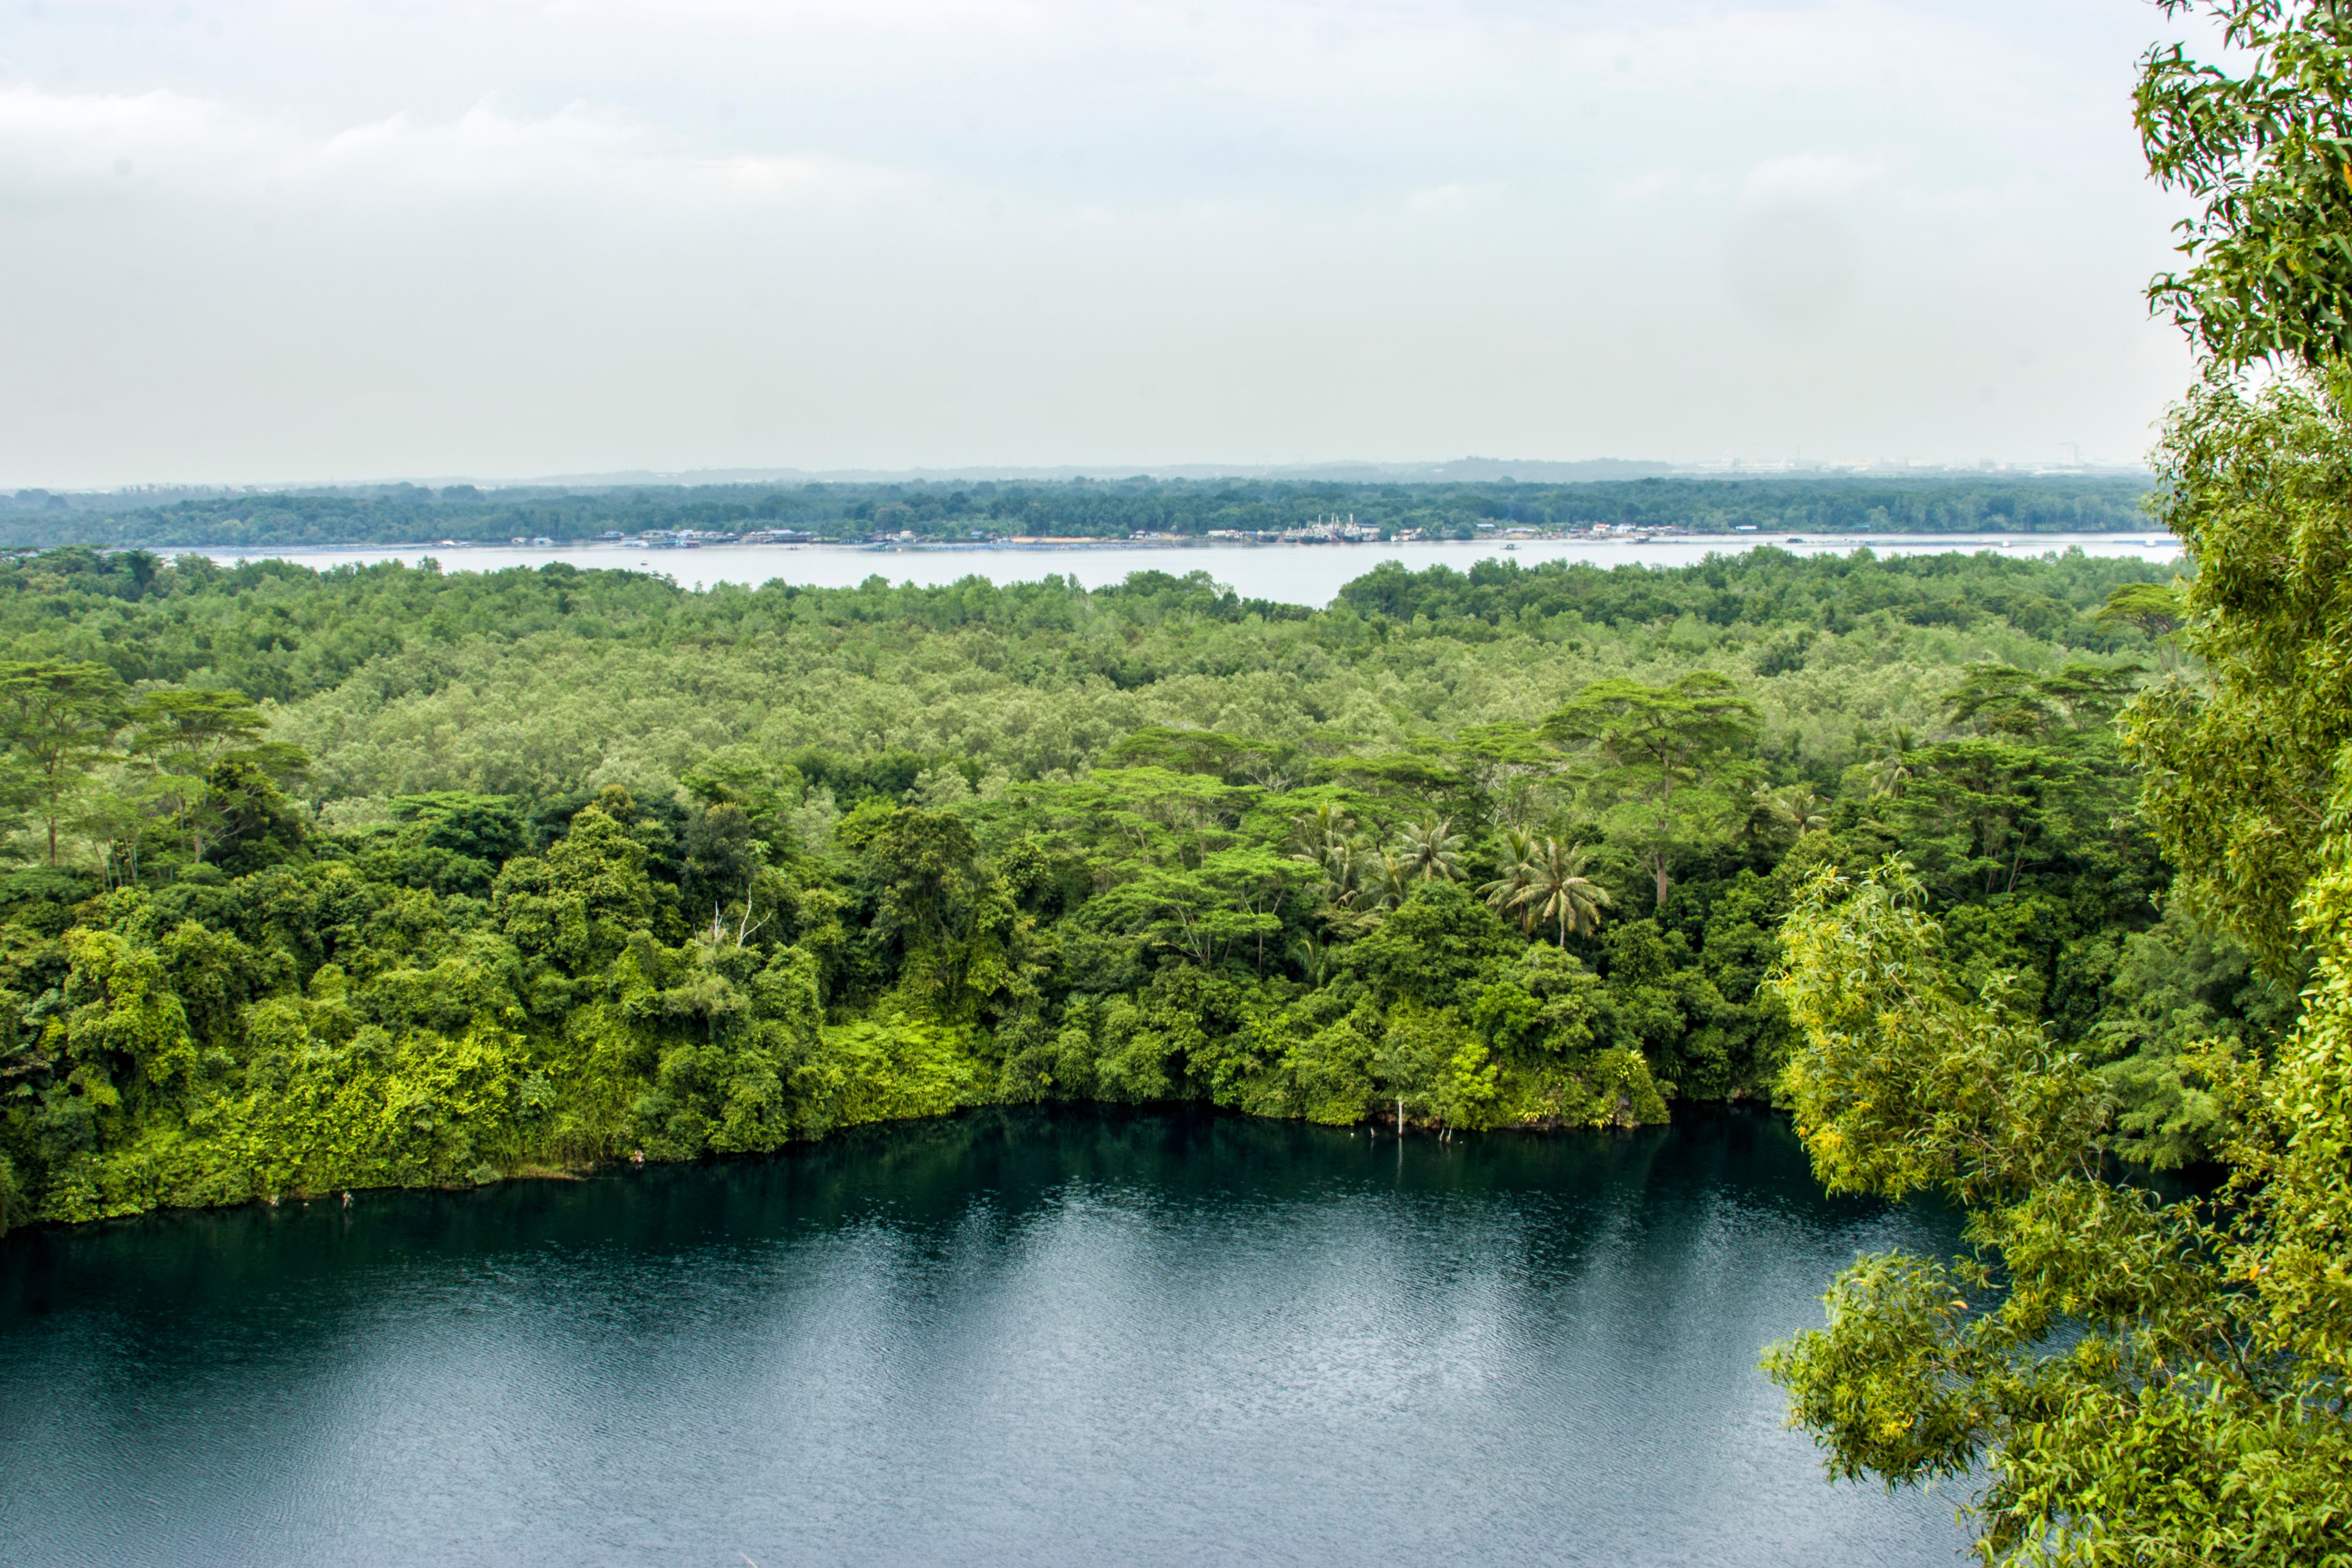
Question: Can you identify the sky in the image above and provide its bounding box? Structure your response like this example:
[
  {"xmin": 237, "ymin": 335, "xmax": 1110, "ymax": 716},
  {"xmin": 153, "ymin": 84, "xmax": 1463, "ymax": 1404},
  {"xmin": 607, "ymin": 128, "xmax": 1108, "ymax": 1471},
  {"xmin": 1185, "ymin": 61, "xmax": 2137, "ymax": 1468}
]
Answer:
[{"xmin": 0, "ymin": 0, "xmax": 2213, "ymax": 487}]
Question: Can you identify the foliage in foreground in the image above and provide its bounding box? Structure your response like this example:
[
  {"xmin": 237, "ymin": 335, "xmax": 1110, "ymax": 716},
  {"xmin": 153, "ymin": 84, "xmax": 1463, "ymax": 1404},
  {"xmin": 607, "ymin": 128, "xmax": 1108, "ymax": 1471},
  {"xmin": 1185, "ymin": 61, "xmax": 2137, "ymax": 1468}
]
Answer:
[{"xmin": 1763, "ymin": 7, "xmax": 2352, "ymax": 1558}]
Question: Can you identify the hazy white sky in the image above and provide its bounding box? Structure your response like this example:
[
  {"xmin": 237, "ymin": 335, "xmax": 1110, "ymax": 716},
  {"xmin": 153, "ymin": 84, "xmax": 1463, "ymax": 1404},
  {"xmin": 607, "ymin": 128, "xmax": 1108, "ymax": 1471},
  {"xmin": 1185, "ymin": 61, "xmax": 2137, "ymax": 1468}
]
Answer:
[{"xmin": 0, "ymin": 1, "xmax": 2206, "ymax": 486}]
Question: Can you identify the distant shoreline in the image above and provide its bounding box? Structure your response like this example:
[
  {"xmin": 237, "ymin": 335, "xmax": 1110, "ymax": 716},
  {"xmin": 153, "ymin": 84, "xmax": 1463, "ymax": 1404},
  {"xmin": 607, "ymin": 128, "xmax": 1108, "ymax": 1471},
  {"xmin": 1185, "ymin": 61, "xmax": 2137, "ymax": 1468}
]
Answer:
[
  {"xmin": 94, "ymin": 532, "xmax": 2184, "ymax": 609},
  {"xmin": 53, "ymin": 527, "xmax": 2181, "ymax": 557},
  {"xmin": 0, "ymin": 472, "xmax": 2159, "ymax": 555}
]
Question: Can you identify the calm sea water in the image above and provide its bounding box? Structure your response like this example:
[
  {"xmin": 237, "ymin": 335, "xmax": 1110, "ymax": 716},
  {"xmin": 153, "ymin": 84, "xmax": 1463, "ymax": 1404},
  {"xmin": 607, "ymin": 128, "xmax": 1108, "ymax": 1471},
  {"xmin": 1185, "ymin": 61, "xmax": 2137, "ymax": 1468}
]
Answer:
[
  {"xmin": 0, "ymin": 1107, "xmax": 1971, "ymax": 1566},
  {"xmin": 207, "ymin": 532, "xmax": 2180, "ymax": 606}
]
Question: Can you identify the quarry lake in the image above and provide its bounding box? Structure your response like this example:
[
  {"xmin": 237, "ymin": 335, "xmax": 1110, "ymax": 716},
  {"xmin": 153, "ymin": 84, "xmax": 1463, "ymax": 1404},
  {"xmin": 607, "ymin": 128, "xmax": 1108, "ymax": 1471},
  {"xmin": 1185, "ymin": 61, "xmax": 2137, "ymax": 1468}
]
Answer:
[
  {"xmin": 204, "ymin": 532, "xmax": 2181, "ymax": 604},
  {"xmin": 0, "ymin": 1106, "xmax": 1970, "ymax": 1567}
]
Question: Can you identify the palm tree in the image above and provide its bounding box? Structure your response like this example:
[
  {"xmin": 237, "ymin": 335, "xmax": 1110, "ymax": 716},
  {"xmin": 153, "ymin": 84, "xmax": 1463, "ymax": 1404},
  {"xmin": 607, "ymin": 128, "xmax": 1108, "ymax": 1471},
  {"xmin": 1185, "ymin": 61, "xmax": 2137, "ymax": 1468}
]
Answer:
[
  {"xmin": 1291, "ymin": 803, "xmax": 1370, "ymax": 914},
  {"xmin": 1477, "ymin": 827, "xmax": 1543, "ymax": 934},
  {"xmin": 1289, "ymin": 934, "xmax": 1338, "ymax": 986},
  {"xmin": 1868, "ymin": 727, "xmax": 1918, "ymax": 798},
  {"xmin": 1509, "ymin": 839, "xmax": 1613, "ymax": 948},
  {"xmin": 1746, "ymin": 783, "xmax": 1792, "ymax": 844},
  {"xmin": 1747, "ymin": 784, "xmax": 1832, "ymax": 845},
  {"xmin": 1365, "ymin": 852, "xmax": 1415, "ymax": 912},
  {"xmin": 1289, "ymin": 800, "xmax": 1354, "ymax": 859},
  {"xmin": 1778, "ymin": 785, "xmax": 1830, "ymax": 835},
  {"xmin": 1315, "ymin": 836, "xmax": 1361, "ymax": 907},
  {"xmin": 1392, "ymin": 816, "xmax": 1466, "ymax": 883}
]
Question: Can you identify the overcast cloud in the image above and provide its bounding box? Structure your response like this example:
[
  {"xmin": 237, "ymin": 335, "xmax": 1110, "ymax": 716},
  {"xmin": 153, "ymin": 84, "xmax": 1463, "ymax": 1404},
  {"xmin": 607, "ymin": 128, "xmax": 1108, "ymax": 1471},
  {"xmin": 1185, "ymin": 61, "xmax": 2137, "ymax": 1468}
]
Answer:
[{"xmin": 0, "ymin": 1, "xmax": 2204, "ymax": 486}]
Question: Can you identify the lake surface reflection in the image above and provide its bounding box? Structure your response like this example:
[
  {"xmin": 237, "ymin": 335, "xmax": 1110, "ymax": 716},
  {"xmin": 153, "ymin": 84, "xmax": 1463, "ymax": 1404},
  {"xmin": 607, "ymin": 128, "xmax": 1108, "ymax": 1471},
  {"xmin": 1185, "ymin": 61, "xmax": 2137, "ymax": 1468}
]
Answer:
[
  {"xmin": 0, "ymin": 1107, "xmax": 1970, "ymax": 1566},
  {"xmin": 206, "ymin": 532, "xmax": 2179, "ymax": 606}
]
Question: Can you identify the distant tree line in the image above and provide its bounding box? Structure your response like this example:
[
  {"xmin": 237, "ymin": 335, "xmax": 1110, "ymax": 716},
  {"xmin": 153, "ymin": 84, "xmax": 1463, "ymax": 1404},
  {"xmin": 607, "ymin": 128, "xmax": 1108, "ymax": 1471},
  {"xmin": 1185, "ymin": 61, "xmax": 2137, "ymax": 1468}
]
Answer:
[{"xmin": 0, "ymin": 474, "xmax": 2156, "ymax": 551}]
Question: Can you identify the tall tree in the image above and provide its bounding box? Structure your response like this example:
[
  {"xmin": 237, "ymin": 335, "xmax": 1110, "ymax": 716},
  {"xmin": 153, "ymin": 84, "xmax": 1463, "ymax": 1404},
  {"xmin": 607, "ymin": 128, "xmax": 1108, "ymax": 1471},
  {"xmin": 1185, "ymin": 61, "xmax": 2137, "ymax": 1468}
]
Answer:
[
  {"xmin": 1477, "ymin": 827, "xmax": 1543, "ymax": 934},
  {"xmin": 0, "ymin": 661, "xmax": 128, "ymax": 866},
  {"xmin": 129, "ymin": 688, "xmax": 268, "ymax": 864},
  {"xmin": 2095, "ymin": 579, "xmax": 2184, "ymax": 641},
  {"xmin": 1541, "ymin": 671, "xmax": 1760, "ymax": 911},
  {"xmin": 1507, "ymin": 839, "xmax": 1612, "ymax": 949}
]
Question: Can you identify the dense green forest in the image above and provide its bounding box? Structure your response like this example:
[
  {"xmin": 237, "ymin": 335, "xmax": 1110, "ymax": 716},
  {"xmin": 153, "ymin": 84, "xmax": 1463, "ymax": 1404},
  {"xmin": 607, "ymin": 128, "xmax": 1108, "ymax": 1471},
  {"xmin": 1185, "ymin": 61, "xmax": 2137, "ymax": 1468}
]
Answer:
[
  {"xmin": 0, "ymin": 540, "xmax": 2222, "ymax": 1237},
  {"xmin": 2, "ymin": 0, "xmax": 2341, "ymax": 1555},
  {"xmin": 0, "ymin": 473, "xmax": 2153, "ymax": 550}
]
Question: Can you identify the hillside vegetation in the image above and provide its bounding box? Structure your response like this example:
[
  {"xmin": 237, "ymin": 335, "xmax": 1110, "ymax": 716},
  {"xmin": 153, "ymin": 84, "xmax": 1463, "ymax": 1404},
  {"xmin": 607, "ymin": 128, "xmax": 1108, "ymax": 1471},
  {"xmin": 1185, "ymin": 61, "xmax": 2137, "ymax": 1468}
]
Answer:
[{"xmin": 0, "ymin": 543, "xmax": 2222, "ymax": 1231}]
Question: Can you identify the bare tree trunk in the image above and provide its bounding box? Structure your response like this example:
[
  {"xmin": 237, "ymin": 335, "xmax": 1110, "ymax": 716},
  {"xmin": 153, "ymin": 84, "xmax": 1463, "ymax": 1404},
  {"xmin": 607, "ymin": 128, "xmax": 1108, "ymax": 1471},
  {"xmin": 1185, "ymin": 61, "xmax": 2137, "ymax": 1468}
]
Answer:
[{"xmin": 1655, "ymin": 774, "xmax": 1676, "ymax": 912}]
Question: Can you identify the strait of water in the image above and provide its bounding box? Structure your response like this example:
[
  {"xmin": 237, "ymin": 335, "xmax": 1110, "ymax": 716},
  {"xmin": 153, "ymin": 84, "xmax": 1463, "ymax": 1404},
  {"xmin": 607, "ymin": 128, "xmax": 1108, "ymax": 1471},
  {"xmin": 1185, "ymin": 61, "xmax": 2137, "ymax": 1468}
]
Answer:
[
  {"xmin": 0, "ymin": 1106, "xmax": 1971, "ymax": 1566},
  {"xmin": 206, "ymin": 532, "xmax": 2180, "ymax": 605}
]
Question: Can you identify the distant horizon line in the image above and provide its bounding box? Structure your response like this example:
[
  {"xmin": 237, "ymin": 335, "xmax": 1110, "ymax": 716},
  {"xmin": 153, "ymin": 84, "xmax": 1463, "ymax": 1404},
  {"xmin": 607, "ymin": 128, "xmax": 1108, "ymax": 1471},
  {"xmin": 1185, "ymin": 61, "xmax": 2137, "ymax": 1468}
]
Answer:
[{"xmin": 16, "ymin": 455, "xmax": 2154, "ymax": 497}]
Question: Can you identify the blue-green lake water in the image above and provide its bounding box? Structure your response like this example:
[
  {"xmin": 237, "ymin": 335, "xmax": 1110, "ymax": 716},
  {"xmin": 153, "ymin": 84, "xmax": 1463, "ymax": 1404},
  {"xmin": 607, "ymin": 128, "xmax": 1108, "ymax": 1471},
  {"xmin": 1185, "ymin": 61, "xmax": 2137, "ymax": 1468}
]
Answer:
[{"xmin": 0, "ymin": 1107, "xmax": 1970, "ymax": 1565}]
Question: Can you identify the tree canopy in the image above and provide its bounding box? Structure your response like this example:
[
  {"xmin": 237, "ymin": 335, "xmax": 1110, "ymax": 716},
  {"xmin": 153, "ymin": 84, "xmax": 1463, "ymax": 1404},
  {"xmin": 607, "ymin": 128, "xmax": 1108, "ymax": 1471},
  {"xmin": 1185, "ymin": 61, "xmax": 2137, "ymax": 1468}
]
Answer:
[{"xmin": 0, "ymin": 533, "xmax": 2195, "ymax": 1245}]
